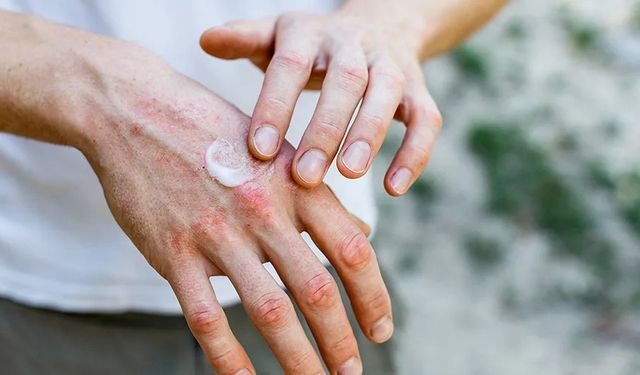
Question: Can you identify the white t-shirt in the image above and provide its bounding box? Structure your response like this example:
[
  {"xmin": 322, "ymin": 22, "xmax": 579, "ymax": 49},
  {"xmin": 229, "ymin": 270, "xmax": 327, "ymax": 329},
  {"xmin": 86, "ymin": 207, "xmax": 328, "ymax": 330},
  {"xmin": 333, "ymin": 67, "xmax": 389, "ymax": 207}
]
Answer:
[{"xmin": 0, "ymin": 0, "xmax": 377, "ymax": 314}]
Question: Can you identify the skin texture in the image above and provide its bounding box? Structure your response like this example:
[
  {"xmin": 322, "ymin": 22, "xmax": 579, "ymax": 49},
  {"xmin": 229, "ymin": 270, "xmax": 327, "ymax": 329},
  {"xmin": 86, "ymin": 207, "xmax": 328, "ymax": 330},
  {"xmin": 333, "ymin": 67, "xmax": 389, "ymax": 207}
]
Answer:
[
  {"xmin": 0, "ymin": 12, "xmax": 393, "ymax": 375},
  {"xmin": 200, "ymin": 0, "xmax": 509, "ymax": 196}
]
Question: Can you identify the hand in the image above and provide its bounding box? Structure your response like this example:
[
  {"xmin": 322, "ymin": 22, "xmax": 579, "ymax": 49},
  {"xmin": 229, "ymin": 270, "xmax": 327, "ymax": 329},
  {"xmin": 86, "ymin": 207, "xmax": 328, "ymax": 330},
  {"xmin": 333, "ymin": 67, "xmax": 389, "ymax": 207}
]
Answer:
[
  {"xmin": 76, "ymin": 50, "xmax": 392, "ymax": 374},
  {"xmin": 200, "ymin": 10, "xmax": 443, "ymax": 196}
]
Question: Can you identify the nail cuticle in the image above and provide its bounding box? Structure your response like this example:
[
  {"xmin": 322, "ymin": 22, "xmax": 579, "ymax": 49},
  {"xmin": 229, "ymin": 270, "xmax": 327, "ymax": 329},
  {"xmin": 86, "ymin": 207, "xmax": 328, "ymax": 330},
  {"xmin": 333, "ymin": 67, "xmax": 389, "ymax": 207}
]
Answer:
[
  {"xmin": 253, "ymin": 125, "xmax": 279, "ymax": 156},
  {"xmin": 342, "ymin": 140, "xmax": 371, "ymax": 174},
  {"xmin": 296, "ymin": 149, "xmax": 328, "ymax": 184}
]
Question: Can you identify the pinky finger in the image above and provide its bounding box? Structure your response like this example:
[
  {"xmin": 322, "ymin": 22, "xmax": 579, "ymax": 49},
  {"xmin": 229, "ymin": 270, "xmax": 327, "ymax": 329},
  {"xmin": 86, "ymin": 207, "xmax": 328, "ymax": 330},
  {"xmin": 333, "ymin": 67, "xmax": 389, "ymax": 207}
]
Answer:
[
  {"xmin": 385, "ymin": 78, "xmax": 443, "ymax": 196},
  {"xmin": 170, "ymin": 260, "xmax": 255, "ymax": 375}
]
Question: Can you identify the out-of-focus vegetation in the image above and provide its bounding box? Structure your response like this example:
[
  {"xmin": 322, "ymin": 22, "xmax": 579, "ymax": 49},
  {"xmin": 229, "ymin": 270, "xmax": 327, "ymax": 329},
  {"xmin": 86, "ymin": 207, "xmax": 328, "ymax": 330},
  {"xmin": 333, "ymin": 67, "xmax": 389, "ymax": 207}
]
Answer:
[
  {"xmin": 374, "ymin": 1, "xmax": 640, "ymax": 373},
  {"xmin": 464, "ymin": 231, "xmax": 505, "ymax": 271},
  {"xmin": 616, "ymin": 172, "xmax": 640, "ymax": 236},
  {"xmin": 468, "ymin": 122, "xmax": 621, "ymax": 311},
  {"xmin": 451, "ymin": 46, "xmax": 490, "ymax": 82}
]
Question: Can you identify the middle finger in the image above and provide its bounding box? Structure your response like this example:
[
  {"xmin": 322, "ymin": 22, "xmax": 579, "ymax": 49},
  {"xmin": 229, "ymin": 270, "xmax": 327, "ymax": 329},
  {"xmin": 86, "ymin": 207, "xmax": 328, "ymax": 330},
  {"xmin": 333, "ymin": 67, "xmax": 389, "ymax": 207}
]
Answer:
[{"xmin": 292, "ymin": 47, "xmax": 368, "ymax": 187}]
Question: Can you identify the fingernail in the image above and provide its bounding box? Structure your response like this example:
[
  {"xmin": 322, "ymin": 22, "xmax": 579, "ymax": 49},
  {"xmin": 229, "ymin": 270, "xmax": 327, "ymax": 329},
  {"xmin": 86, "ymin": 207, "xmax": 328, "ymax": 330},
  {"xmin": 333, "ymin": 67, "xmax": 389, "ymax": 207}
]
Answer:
[
  {"xmin": 370, "ymin": 316, "xmax": 394, "ymax": 343},
  {"xmin": 296, "ymin": 149, "xmax": 327, "ymax": 184},
  {"xmin": 338, "ymin": 357, "xmax": 362, "ymax": 375},
  {"xmin": 390, "ymin": 168, "xmax": 412, "ymax": 194},
  {"xmin": 253, "ymin": 125, "xmax": 279, "ymax": 156},
  {"xmin": 342, "ymin": 141, "xmax": 371, "ymax": 174},
  {"xmin": 234, "ymin": 369, "xmax": 251, "ymax": 375}
]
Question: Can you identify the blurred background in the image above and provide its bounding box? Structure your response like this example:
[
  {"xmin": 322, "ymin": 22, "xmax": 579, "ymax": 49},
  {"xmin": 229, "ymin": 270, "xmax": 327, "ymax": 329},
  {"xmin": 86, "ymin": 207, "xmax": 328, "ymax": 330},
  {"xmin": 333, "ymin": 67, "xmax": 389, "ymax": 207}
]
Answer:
[{"xmin": 373, "ymin": 1, "xmax": 640, "ymax": 373}]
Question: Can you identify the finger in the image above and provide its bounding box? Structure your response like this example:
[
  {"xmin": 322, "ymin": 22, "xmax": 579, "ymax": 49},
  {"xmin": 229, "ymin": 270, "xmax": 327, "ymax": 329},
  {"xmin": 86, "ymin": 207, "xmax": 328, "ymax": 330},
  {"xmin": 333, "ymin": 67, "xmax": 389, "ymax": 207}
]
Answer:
[
  {"xmin": 169, "ymin": 258, "xmax": 254, "ymax": 375},
  {"xmin": 248, "ymin": 30, "xmax": 317, "ymax": 161},
  {"xmin": 326, "ymin": 185, "xmax": 371, "ymax": 236},
  {"xmin": 337, "ymin": 57, "xmax": 405, "ymax": 179},
  {"xmin": 200, "ymin": 17, "xmax": 276, "ymax": 67},
  {"xmin": 292, "ymin": 48, "xmax": 369, "ymax": 187},
  {"xmin": 207, "ymin": 245, "xmax": 324, "ymax": 374},
  {"xmin": 300, "ymin": 190, "xmax": 393, "ymax": 344},
  {"xmin": 385, "ymin": 72, "xmax": 443, "ymax": 196},
  {"xmin": 256, "ymin": 220, "xmax": 362, "ymax": 374}
]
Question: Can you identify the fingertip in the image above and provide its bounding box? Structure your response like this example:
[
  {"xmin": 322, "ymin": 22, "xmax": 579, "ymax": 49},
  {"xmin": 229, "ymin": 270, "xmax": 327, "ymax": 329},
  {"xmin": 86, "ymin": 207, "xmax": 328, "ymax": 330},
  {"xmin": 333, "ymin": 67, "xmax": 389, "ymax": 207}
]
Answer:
[
  {"xmin": 199, "ymin": 26, "xmax": 233, "ymax": 57},
  {"xmin": 369, "ymin": 315, "xmax": 394, "ymax": 343},
  {"xmin": 250, "ymin": 124, "xmax": 281, "ymax": 160},
  {"xmin": 337, "ymin": 140, "xmax": 372, "ymax": 179},
  {"xmin": 292, "ymin": 149, "xmax": 328, "ymax": 188},
  {"xmin": 385, "ymin": 167, "xmax": 413, "ymax": 197}
]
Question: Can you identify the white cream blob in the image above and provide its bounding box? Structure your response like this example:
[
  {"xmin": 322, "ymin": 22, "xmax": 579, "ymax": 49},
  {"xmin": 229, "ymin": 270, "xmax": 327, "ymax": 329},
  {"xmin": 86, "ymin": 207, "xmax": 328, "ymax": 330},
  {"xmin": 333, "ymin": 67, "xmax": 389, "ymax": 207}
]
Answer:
[{"xmin": 205, "ymin": 138, "xmax": 254, "ymax": 187}]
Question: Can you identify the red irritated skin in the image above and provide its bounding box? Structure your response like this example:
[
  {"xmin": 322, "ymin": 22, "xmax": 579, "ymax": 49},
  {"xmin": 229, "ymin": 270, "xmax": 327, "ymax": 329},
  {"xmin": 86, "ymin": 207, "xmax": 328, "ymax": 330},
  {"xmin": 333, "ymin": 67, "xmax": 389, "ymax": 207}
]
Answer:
[{"xmin": 0, "ymin": 12, "xmax": 392, "ymax": 375}]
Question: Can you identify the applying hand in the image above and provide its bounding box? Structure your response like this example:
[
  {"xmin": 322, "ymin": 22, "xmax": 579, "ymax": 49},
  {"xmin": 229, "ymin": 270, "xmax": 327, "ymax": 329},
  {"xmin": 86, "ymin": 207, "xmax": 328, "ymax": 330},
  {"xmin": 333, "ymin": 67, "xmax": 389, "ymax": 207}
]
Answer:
[{"xmin": 200, "ymin": 9, "xmax": 443, "ymax": 196}]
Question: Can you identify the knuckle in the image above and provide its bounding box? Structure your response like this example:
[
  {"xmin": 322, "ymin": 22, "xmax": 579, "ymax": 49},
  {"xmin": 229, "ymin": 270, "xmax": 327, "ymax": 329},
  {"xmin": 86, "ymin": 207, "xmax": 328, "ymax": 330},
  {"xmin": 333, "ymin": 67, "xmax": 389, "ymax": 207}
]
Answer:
[
  {"xmin": 276, "ymin": 12, "xmax": 307, "ymax": 29},
  {"xmin": 327, "ymin": 333, "xmax": 356, "ymax": 356},
  {"xmin": 313, "ymin": 115, "xmax": 343, "ymax": 140},
  {"xmin": 299, "ymin": 272, "xmax": 340, "ymax": 309},
  {"xmin": 430, "ymin": 109, "xmax": 444, "ymax": 131},
  {"xmin": 359, "ymin": 112, "xmax": 387, "ymax": 133},
  {"xmin": 335, "ymin": 62, "xmax": 368, "ymax": 90},
  {"xmin": 208, "ymin": 347, "xmax": 236, "ymax": 367},
  {"xmin": 263, "ymin": 95, "xmax": 290, "ymax": 115},
  {"xmin": 251, "ymin": 292, "xmax": 293, "ymax": 330},
  {"xmin": 287, "ymin": 349, "xmax": 317, "ymax": 373},
  {"xmin": 413, "ymin": 103, "xmax": 443, "ymax": 132},
  {"xmin": 272, "ymin": 50, "xmax": 312, "ymax": 72},
  {"xmin": 373, "ymin": 64, "xmax": 405, "ymax": 90},
  {"xmin": 337, "ymin": 231, "xmax": 373, "ymax": 271},
  {"xmin": 365, "ymin": 289, "xmax": 389, "ymax": 313},
  {"xmin": 408, "ymin": 140, "xmax": 432, "ymax": 164},
  {"xmin": 187, "ymin": 305, "xmax": 225, "ymax": 337}
]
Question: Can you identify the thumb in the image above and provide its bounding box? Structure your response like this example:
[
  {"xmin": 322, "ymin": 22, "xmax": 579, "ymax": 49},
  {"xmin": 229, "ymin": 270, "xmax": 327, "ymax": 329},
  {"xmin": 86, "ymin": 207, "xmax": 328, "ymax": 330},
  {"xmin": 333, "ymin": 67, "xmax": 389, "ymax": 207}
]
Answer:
[{"xmin": 200, "ymin": 17, "xmax": 276, "ymax": 62}]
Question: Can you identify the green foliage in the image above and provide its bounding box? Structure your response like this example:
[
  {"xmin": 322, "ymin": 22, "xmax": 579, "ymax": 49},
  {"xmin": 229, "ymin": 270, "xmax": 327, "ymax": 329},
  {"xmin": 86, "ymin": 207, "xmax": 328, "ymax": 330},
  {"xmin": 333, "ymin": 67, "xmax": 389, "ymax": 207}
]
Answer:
[
  {"xmin": 558, "ymin": 11, "xmax": 603, "ymax": 54},
  {"xmin": 464, "ymin": 232, "xmax": 504, "ymax": 271},
  {"xmin": 568, "ymin": 23, "xmax": 601, "ymax": 52},
  {"xmin": 586, "ymin": 159, "xmax": 615, "ymax": 190},
  {"xmin": 632, "ymin": 2, "xmax": 640, "ymax": 31},
  {"xmin": 410, "ymin": 176, "xmax": 437, "ymax": 201},
  {"xmin": 451, "ymin": 45, "xmax": 489, "ymax": 82},
  {"xmin": 616, "ymin": 171, "xmax": 640, "ymax": 236},
  {"xmin": 396, "ymin": 251, "xmax": 421, "ymax": 274},
  {"xmin": 467, "ymin": 121, "xmax": 619, "ymax": 296},
  {"xmin": 556, "ymin": 131, "xmax": 579, "ymax": 152}
]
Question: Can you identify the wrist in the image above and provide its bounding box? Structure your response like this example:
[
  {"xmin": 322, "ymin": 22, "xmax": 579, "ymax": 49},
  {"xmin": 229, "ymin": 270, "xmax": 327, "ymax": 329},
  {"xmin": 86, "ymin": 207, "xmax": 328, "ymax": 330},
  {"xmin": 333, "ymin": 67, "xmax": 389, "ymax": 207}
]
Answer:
[
  {"xmin": 335, "ymin": 1, "xmax": 426, "ymax": 58},
  {"xmin": 0, "ymin": 12, "xmax": 171, "ymax": 155}
]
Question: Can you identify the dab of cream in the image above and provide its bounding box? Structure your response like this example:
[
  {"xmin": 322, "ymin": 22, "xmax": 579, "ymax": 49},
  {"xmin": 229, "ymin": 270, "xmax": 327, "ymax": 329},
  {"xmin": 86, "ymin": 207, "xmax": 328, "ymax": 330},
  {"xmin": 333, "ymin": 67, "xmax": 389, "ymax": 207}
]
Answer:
[{"xmin": 205, "ymin": 138, "xmax": 254, "ymax": 187}]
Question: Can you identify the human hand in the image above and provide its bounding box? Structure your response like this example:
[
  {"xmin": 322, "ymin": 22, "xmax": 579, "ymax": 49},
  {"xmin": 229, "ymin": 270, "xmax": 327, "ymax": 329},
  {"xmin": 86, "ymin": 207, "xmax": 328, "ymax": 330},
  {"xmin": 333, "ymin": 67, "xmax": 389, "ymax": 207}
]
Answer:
[
  {"xmin": 74, "ymin": 49, "xmax": 392, "ymax": 374},
  {"xmin": 200, "ymin": 9, "xmax": 443, "ymax": 196}
]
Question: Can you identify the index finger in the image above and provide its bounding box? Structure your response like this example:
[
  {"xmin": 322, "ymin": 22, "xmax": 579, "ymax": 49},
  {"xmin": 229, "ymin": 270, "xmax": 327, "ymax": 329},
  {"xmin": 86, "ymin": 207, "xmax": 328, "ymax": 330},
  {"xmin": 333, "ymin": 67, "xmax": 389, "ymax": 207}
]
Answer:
[{"xmin": 248, "ymin": 33, "xmax": 316, "ymax": 160}]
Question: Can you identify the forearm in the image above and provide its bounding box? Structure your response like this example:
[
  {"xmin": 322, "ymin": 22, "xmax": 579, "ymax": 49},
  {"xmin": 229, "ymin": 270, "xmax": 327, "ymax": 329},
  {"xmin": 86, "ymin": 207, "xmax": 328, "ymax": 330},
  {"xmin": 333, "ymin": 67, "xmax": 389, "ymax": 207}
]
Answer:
[
  {"xmin": 0, "ymin": 10, "xmax": 178, "ymax": 154},
  {"xmin": 339, "ymin": 0, "xmax": 508, "ymax": 60},
  {"xmin": 0, "ymin": 11, "xmax": 93, "ymax": 147}
]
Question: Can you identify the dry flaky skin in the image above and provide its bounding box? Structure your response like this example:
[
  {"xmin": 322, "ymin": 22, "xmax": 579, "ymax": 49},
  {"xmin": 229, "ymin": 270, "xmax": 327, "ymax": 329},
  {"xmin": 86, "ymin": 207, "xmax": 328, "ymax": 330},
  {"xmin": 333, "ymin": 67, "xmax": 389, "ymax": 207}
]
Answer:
[
  {"xmin": 87, "ymin": 76, "xmax": 388, "ymax": 375},
  {"xmin": 0, "ymin": 11, "xmax": 392, "ymax": 375}
]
